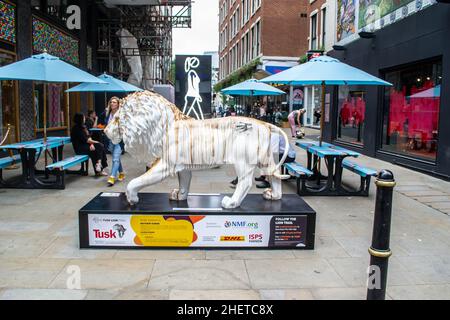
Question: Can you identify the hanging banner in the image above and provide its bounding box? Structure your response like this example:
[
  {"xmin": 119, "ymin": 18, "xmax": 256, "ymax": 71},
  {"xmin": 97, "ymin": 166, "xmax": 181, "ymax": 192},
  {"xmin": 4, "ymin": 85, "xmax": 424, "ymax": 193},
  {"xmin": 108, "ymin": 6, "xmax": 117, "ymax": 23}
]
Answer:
[{"xmin": 337, "ymin": 0, "xmax": 356, "ymax": 42}]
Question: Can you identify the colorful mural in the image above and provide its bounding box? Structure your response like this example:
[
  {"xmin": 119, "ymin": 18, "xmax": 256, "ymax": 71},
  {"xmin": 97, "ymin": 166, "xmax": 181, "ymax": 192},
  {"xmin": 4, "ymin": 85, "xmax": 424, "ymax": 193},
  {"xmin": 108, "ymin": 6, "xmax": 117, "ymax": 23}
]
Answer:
[
  {"xmin": 0, "ymin": 1, "xmax": 16, "ymax": 44},
  {"xmin": 32, "ymin": 17, "xmax": 79, "ymax": 65},
  {"xmin": 359, "ymin": 0, "xmax": 414, "ymax": 28},
  {"xmin": 337, "ymin": 0, "xmax": 357, "ymax": 42}
]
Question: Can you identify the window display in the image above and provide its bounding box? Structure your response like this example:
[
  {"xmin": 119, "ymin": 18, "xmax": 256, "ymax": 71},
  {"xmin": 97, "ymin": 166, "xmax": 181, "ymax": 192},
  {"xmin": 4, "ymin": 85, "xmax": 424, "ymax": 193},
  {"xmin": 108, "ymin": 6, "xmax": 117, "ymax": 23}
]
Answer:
[
  {"xmin": 336, "ymin": 86, "xmax": 366, "ymax": 145},
  {"xmin": 0, "ymin": 51, "xmax": 17, "ymax": 143},
  {"xmin": 34, "ymin": 82, "xmax": 66, "ymax": 130},
  {"xmin": 382, "ymin": 60, "xmax": 441, "ymax": 161}
]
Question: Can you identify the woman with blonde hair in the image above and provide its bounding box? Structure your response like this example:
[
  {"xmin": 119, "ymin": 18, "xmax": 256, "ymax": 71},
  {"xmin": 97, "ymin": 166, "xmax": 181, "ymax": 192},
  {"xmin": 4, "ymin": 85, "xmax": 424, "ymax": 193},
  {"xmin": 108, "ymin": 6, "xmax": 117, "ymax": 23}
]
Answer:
[{"xmin": 105, "ymin": 97, "xmax": 125, "ymax": 186}]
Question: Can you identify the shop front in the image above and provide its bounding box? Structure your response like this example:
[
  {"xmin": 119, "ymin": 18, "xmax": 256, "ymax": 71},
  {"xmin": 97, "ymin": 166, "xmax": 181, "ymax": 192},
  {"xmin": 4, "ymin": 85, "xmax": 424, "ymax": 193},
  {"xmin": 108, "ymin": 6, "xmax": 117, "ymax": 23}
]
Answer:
[
  {"xmin": 0, "ymin": 0, "xmax": 19, "ymax": 144},
  {"xmin": 327, "ymin": 3, "xmax": 450, "ymax": 179}
]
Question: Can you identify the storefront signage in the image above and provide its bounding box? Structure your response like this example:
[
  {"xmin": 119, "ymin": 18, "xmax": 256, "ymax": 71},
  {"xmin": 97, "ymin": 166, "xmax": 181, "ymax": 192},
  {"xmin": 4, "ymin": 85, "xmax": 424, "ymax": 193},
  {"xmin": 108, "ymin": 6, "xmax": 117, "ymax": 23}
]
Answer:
[{"xmin": 87, "ymin": 214, "xmax": 308, "ymax": 248}]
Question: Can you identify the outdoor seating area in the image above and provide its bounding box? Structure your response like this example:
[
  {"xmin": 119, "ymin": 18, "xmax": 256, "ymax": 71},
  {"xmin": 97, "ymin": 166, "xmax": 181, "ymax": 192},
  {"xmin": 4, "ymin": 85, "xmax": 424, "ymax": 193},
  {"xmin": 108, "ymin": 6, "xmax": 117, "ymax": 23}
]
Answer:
[
  {"xmin": 285, "ymin": 140, "xmax": 378, "ymax": 197},
  {"xmin": 0, "ymin": 136, "xmax": 89, "ymax": 189}
]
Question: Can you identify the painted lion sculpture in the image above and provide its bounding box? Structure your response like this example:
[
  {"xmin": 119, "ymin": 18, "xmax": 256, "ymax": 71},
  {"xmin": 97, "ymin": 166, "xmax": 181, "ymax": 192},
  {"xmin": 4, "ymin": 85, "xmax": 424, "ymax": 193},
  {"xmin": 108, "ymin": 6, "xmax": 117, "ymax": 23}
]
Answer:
[{"xmin": 105, "ymin": 91, "xmax": 290, "ymax": 209}]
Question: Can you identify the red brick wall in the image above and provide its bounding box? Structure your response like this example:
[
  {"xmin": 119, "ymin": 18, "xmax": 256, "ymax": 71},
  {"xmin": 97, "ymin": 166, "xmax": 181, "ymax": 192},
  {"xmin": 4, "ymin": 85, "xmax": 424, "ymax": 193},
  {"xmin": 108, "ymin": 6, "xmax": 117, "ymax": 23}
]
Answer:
[{"xmin": 261, "ymin": 0, "xmax": 309, "ymax": 57}]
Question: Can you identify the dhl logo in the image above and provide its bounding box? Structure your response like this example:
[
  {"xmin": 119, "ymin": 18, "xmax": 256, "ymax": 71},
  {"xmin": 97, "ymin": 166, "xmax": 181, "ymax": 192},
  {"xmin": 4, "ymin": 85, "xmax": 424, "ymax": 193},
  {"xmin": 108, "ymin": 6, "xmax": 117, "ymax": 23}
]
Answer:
[{"xmin": 220, "ymin": 236, "xmax": 245, "ymax": 241}]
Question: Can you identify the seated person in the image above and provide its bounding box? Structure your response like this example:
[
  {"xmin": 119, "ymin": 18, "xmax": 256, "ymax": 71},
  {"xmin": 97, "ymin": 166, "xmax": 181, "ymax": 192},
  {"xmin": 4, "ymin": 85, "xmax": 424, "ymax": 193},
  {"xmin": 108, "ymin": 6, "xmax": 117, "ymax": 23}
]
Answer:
[
  {"xmin": 85, "ymin": 110, "xmax": 98, "ymax": 130},
  {"xmin": 314, "ymin": 109, "xmax": 321, "ymax": 125},
  {"xmin": 71, "ymin": 113, "xmax": 108, "ymax": 176},
  {"xmin": 255, "ymin": 134, "xmax": 296, "ymax": 189}
]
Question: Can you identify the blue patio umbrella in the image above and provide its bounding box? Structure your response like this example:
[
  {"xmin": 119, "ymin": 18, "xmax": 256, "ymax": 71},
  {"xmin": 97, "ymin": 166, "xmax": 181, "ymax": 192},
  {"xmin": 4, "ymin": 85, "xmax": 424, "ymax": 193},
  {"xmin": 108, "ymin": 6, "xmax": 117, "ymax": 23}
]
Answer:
[
  {"xmin": 221, "ymin": 79, "xmax": 285, "ymax": 116},
  {"xmin": 0, "ymin": 52, "xmax": 106, "ymax": 83},
  {"xmin": 66, "ymin": 73, "xmax": 143, "ymax": 114},
  {"xmin": 261, "ymin": 55, "xmax": 392, "ymax": 144},
  {"xmin": 66, "ymin": 73, "xmax": 143, "ymax": 93},
  {"xmin": 0, "ymin": 52, "xmax": 106, "ymax": 142},
  {"xmin": 221, "ymin": 79, "xmax": 285, "ymax": 96}
]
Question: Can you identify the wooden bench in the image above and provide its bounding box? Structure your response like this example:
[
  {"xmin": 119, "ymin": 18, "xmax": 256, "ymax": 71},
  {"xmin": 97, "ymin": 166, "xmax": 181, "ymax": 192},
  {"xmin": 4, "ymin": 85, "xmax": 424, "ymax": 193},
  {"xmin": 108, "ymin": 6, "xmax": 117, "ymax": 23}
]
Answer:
[
  {"xmin": 46, "ymin": 155, "xmax": 89, "ymax": 189},
  {"xmin": 342, "ymin": 159, "xmax": 377, "ymax": 196},
  {"xmin": 284, "ymin": 162, "xmax": 314, "ymax": 195},
  {"xmin": 0, "ymin": 154, "xmax": 21, "ymax": 185}
]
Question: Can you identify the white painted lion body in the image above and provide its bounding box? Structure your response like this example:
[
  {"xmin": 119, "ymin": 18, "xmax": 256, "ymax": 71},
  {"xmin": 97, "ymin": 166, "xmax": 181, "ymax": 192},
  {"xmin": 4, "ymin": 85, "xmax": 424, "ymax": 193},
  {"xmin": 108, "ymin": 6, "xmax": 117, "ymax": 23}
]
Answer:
[{"xmin": 105, "ymin": 91, "xmax": 289, "ymax": 209}]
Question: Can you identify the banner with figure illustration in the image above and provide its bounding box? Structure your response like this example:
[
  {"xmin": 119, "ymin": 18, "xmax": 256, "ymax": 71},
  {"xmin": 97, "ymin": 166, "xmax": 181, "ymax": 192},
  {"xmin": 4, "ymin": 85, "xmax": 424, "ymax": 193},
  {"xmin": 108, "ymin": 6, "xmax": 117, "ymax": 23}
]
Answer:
[
  {"xmin": 359, "ymin": 0, "xmax": 414, "ymax": 29},
  {"xmin": 337, "ymin": 0, "xmax": 357, "ymax": 42},
  {"xmin": 337, "ymin": 0, "xmax": 437, "ymax": 43}
]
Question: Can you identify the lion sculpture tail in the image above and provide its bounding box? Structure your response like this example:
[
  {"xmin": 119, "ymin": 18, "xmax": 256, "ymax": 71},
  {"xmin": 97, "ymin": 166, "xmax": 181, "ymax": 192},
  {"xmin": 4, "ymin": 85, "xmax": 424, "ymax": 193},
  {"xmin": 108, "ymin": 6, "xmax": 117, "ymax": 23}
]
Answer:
[{"xmin": 268, "ymin": 124, "xmax": 292, "ymax": 180}]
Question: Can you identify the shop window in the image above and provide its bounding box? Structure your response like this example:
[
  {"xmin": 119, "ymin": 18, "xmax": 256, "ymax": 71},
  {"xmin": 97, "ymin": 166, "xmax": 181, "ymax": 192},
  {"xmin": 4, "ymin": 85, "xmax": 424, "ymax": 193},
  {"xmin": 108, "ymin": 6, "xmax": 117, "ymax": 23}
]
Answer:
[
  {"xmin": 0, "ymin": 52, "xmax": 18, "ymax": 143},
  {"xmin": 34, "ymin": 82, "xmax": 67, "ymax": 131},
  {"xmin": 382, "ymin": 59, "xmax": 442, "ymax": 162},
  {"xmin": 336, "ymin": 86, "xmax": 366, "ymax": 145}
]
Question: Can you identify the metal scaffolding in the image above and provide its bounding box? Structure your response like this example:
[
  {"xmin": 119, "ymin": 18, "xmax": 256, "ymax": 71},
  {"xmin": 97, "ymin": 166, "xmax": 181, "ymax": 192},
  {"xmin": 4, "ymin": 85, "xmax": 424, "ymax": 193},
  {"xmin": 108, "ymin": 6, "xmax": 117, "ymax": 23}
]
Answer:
[{"xmin": 96, "ymin": 0, "xmax": 192, "ymax": 87}]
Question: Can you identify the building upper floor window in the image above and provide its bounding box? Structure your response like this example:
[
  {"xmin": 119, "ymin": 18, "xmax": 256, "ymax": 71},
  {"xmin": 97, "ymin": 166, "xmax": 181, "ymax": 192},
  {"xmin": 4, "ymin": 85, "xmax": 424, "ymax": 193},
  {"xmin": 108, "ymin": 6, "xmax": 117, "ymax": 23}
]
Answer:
[
  {"xmin": 321, "ymin": 8, "xmax": 326, "ymax": 49},
  {"xmin": 310, "ymin": 14, "xmax": 317, "ymax": 50},
  {"xmin": 252, "ymin": 0, "xmax": 261, "ymax": 15}
]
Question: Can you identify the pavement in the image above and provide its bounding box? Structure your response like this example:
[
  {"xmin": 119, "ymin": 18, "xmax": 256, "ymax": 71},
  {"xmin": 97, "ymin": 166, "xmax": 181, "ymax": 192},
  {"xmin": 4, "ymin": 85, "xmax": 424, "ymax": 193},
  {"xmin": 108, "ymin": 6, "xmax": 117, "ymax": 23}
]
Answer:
[{"xmin": 0, "ymin": 127, "xmax": 449, "ymax": 300}]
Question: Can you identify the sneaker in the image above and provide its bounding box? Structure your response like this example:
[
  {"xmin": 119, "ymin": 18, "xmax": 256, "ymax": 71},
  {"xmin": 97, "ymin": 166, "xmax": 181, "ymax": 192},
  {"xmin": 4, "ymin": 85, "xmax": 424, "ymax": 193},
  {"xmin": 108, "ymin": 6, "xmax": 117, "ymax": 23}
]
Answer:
[
  {"xmin": 107, "ymin": 176, "xmax": 115, "ymax": 186},
  {"xmin": 118, "ymin": 172, "xmax": 125, "ymax": 182},
  {"xmin": 255, "ymin": 176, "xmax": 266, "ymax": 182},
  {"xmin": 230, "ymin": 178, "xmax": 238, "ymax": 185},
  {"xmin": 95, "ymin": 163, "xmax": 102, "ymax": 173},
  {"xmin": 256, "ymin": 181, "xmax": 271, "ymax": 189}
]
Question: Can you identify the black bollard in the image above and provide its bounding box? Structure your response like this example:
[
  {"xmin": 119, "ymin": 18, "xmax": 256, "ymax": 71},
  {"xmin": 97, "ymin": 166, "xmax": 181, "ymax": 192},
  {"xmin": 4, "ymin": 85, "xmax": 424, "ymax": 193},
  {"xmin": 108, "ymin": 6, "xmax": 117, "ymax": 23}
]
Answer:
[{"xmin": 367, "ymin": 169, "xmax": 396, "ymax": 300}]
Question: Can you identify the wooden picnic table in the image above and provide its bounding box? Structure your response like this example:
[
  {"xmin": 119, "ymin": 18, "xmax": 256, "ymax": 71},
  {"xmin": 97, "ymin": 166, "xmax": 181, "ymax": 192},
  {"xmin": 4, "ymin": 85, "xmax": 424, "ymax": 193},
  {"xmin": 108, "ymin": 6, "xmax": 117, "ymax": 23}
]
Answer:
[
  {"xmin": 296, "ymin": 140, "xmax": 361, "ymax": 195},
  {"xmin": 0, "ymin": 137, "xmax": 72, "ymax": 189}
]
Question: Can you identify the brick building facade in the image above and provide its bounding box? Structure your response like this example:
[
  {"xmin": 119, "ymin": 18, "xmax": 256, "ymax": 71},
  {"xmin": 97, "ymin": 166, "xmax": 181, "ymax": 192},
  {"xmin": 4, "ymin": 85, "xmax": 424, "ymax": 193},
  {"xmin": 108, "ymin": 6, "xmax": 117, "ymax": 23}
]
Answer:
[{"xmin": 218, "ymin": 0, "xmax": 309, "ymax": 81}]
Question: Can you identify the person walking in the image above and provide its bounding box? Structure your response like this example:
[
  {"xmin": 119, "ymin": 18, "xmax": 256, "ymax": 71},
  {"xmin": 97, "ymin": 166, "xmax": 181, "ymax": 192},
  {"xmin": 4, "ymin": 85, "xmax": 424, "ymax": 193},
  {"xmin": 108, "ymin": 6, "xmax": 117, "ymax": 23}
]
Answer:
[
  {"xmin": 288, "ymin": 108, "xmax": 306, "ymax": 138},
  {"xmin": 105, "ymin": 97, "xmax": 125, "ymax": 186}
]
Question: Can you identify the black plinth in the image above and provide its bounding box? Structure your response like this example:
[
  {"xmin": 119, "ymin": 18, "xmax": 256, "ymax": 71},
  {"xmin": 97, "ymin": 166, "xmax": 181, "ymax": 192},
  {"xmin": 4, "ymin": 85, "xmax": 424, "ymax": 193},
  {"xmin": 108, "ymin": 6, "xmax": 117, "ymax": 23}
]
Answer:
[{"xmin": 79, "ymin": 193, "xmax": 316, "ymax": 249}]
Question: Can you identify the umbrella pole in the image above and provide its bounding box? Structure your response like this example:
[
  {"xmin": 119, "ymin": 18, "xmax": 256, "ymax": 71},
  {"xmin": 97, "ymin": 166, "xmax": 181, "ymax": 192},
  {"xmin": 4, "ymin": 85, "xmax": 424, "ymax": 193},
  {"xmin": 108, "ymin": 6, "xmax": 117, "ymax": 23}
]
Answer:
[
  {"xmin": 320, "ymin": 82, "xmax": 326, "ymax": 147},
  {"xmin": 44, "ymin": 83, "xmax": 48, "ymax": 170},
  {"xmin": 44, "ymin": 83, "xmax": 47, "ymax": 143}
]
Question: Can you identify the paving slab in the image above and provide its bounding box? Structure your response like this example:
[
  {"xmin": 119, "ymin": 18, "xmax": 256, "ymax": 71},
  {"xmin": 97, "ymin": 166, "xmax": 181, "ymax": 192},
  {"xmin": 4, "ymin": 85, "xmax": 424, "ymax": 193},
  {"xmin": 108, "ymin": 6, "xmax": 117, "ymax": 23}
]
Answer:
[
  {"xmin": 310, "ymin": 287, "xmax": 367, "ymax": 300},
  {"xmin": 387, "ymin": 285, "xmax": 450, "ymax": 300},
  {"xmin": 0, "ymin": 288, "xmax": 88, "ymax": 300},
  {"xmin": 114, "ymin": 250, "xmax": 206, "ymax": 261},
  {"xmin": 0, "ymin": 258, "xmax": 68, "ymax": 289},
  {"xmin": 169, "ymin": 289, "xmax": 260, "ymax": 300},
  {"xmin": 205, "ymin": 250, "xmax": 296, "ymax": 260},
  {"xmin": 245, "ymin": 258, "xmax": 346, "ymax": 289},
  {"xmin": 147, "ymin": 260, "xmax": 251, "ymax": 290},
  {"xmin": 48, "ymin": 259, "xmax": 154, "ymax": 290},
  {"xmin": 259, "ymin": 289, "xmax": 314, "ymax": 300},
  {"xmin": 326, "ymin": 257, "xmax": 416, "ymax": 287}
]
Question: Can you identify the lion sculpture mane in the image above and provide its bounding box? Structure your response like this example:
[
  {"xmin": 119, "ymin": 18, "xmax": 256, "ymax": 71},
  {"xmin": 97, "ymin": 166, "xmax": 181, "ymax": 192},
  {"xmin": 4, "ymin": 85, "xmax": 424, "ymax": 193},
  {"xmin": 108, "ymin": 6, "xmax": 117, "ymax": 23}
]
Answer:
[{"xmin": 105, "ymin": 91, "xmax": 290, "ymax": 209}]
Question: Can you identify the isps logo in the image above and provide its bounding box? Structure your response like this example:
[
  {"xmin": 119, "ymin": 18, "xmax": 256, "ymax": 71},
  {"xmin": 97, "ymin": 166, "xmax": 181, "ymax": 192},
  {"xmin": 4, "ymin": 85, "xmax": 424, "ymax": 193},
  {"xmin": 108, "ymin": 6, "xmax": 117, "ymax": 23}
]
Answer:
[
  {"xmin": 249, "ymin": 234, "xmax": 263, "ymax": 242},
  {"xmin": 224, "ymin": 221, "xmax": 259, "ymax": 229}
]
